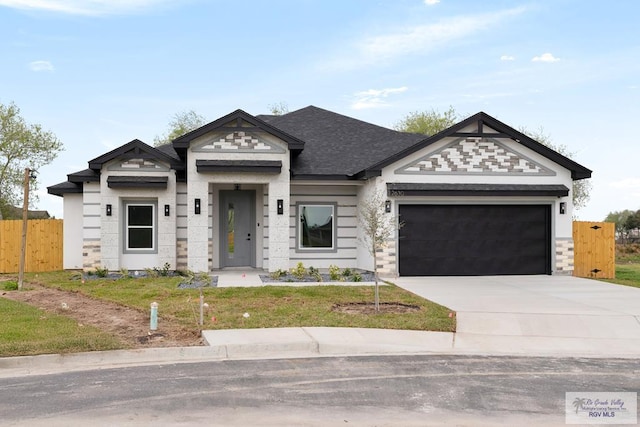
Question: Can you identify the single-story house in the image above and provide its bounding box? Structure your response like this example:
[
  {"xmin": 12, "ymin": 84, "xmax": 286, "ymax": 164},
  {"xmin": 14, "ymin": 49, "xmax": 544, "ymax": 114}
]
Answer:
[
  {"xmin": 1, "ymin": 205, "xmax": 51, "ymax": 220},
  {"xmin": 48, "ymin": 106, "xmax": 591, "ymax": 276}
]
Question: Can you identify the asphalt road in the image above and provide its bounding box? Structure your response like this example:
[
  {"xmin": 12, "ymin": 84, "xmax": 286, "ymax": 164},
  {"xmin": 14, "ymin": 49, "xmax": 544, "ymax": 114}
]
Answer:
[{"xmin": 1, "ymin": 355, "xmax": 638, "ymax": 426}]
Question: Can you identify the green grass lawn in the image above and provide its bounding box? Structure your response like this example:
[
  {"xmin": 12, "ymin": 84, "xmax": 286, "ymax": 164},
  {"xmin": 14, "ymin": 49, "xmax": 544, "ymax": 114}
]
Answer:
[
  {"xmin": 603, "ymin": 264, "xmax": 640, "ymax": 289},
  {"xmin": 0, "ymin": 298, "xmax": 125, "ymax": 357},
  {"xmin": 602, "ymin": 244, "xmax": 640, "ymax": 288},
  {"xmin": 24, "ymin": 271, "xmax": 456, "ymax": 333}
]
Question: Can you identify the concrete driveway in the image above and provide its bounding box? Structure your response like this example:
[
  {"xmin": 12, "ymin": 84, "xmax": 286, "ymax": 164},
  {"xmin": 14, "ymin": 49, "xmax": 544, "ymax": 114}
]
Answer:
[{"xmin": 394, "ymin": 275, "xmax": 640, "ymax": 356}]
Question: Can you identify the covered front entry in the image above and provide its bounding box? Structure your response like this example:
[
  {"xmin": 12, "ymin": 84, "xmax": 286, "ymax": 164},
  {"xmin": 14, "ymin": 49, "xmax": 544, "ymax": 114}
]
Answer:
[
  {"xmin": 219, "ymin": 190, "xmax": 256, "ymax": 268},
  {"xmin": 398, "ymin": 204, "xmax": 551, "ymax": 276}
]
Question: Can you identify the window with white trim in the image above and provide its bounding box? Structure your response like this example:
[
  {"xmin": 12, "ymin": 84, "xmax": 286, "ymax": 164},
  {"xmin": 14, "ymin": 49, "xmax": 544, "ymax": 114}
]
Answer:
[
  {"xmin": 126, "ymin": 203, "xmax": 155, "ymax": 251},
  {"xmin": 298, "ymin": 204, "xmax": 335, "ymax": 250}
]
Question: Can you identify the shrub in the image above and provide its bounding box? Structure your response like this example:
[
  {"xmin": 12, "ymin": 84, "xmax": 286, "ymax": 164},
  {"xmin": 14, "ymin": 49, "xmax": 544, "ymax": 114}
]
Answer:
[
  {"xmin": 270, "ymin": 269, "xmax": 288, "ymax": 280},
  {"xmin": 309, "ymin": 267, "xmax": 322, "ymax": 282},
  {"xmin": 328, "ymin": 265, "xmax": 341, "ymax": 281},
  {"xmin": 350, "ymin": 272, "xmax": 363, "ymax": 282},
  {"xmin": 290, "ymin": 262, "xmax": 307, "ymax": 280},
  {"xmin": 94, "ymin": 266, "xmax": 109, "ymax": 278}
]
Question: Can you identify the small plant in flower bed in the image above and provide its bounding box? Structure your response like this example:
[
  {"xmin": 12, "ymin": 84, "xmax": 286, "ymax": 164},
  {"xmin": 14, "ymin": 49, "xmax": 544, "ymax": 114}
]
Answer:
[
  {"xmin": 260, "ymin": 263, "xmax": 373, "ymax": 283},
  {"xmin": 176, "ymin": 271, "xmax": 217, "ymax": 289},
  {"xmin": 290, "ymin": 262, "xmax": 307, "ymax": 280},
  {"xmin": 328, "ymin": 264, "xmax": 342, "ymax": 281}
]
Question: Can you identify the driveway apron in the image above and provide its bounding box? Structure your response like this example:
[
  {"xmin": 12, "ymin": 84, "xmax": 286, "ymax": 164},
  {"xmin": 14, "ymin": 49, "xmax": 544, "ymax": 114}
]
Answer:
[{"xmin": 393, "ymin": 275, "xmax": 640, "ymax": 356}]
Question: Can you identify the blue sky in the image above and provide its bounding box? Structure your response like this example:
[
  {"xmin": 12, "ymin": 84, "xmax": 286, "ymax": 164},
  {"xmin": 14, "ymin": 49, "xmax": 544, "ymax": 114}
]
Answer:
[{"xmin": 1, "ymin": 0, "xmax": 638, "ymax": 221}]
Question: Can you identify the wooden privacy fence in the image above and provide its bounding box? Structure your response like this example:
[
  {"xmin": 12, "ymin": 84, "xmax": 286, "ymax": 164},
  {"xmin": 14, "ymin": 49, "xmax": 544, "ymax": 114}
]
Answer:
[
  {"xmin": 0, "ymin": 219, "xmax": 63, "ymax": 273},
  {"xmin": 572, "ymin": 221, "xmax": 615, "ymax": 279}
]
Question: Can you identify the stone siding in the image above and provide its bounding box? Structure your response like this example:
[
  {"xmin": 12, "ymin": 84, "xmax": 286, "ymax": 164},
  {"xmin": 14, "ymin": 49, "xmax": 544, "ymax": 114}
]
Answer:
[
  {"xmin": 82, "ymin": 241, "xmax": 101, "ymax": 270},
  {"xmin": 555, "ymin": 238, "xmax": 574, "ymax": 275},
  {"xmin": 376, "ymin": 240, "xmax": 397, "ymax": 276},
  {"xmin": 176, "ymin": 240, "xmax": 188, "ymax": 271}
]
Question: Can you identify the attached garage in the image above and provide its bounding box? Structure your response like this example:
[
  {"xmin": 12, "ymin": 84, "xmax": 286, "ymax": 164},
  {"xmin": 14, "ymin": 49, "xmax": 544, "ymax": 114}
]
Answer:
[{"xmin": 398, "ymin": 204, "xmax": 552, "ymax": 276}]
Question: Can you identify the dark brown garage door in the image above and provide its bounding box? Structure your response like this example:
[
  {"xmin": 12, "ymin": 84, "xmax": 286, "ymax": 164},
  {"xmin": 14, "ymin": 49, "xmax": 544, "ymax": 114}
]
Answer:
[{"xmin": 398, "ymin": 205, "xmax": 551, "ymax": 276}]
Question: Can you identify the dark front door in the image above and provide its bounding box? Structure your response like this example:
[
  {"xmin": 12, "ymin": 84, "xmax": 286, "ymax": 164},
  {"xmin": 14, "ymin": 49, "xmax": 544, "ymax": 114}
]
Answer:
[
  {"xmin": 220, "ymin": 190, "xmax": 255, "ymax": 268},
  {"xmin": 398, "ymin": 204, "xmax": 551, "ymax": 276}
]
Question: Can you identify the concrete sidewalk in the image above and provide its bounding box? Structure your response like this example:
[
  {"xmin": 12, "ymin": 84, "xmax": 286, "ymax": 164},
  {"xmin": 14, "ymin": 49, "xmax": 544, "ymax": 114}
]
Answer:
[{"xmin": 2, "ymin": 322, "xmax": 639, "ymax": 379}]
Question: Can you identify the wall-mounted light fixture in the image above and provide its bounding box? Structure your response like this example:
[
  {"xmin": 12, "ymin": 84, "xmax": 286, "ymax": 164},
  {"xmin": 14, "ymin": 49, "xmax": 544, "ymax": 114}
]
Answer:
[
  {"xmin": 106, "ymin": 204, "xmax": 112, "ymax": 216},
  {"xmin": 164, "ymin": 204, "xmax": 170, "ymax": 216},
  {"xmin": 559, "ymin": 202, "xmax": 566, "ymax": 215},
  {"xmin": 385, "ymin": 200, "xmax": 391, "ymax": 213},
  {"xmin": 277, "ymin": 199, "xmax": 284, "ymax": 215},
  {"xmin": 194, "ymin": 198, "xmax": 201, "ymax": 215},
  {"xmin": 234, "ymin": 184, "xmax": 241, "ymax": 191}
]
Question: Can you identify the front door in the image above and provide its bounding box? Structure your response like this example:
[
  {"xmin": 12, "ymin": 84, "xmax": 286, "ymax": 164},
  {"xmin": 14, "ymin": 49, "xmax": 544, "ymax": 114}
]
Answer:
[{"xmin": 220, "ymin": 190, "xmax": 255, "ymax": 268}]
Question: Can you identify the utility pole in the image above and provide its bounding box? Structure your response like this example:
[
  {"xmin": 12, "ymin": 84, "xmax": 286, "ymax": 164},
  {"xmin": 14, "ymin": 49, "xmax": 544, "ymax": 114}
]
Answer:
[{"xmin": 18, "ymin": 168, "xmax": 30, "ymax": 291}]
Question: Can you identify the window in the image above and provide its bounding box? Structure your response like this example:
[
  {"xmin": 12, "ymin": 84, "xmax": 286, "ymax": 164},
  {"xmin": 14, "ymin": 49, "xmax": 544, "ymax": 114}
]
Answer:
[
  {"xmin": 126, "ymin": 203, "xmax": 155, "ymax": 251},
  {"xmin": 298, "ymin": 204, "xmax": 335, "ymax": 250}
]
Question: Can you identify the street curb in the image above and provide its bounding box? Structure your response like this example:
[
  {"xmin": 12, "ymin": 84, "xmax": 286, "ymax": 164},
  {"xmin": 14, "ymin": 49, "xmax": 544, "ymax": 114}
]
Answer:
[{"xmin": 0, "ymin": 346, "xmax": 226, "ymax": 378}]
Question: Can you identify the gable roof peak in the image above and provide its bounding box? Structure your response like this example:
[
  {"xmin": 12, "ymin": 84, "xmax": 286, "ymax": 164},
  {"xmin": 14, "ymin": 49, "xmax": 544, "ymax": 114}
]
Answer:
[
  {"xmin": 364, "ymin": 110, "xmax": 592, "ymax": 180},
  {"xmin": 88, "ymin": 138, "xmax": 180, "ymax": 171},
  {"xmin": 171, "ymin": 108, "xmax": 305, "ymax": 158}
]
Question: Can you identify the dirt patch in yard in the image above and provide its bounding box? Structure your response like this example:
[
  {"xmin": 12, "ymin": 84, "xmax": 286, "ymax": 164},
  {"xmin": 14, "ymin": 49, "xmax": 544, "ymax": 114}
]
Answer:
[
  {"xmin": 1, "ymin": 284, "xmax": 203, "ymax": 348},
  {"xmin": 332, "ymin": 302, "xmax": 421, "ymax": 315}
]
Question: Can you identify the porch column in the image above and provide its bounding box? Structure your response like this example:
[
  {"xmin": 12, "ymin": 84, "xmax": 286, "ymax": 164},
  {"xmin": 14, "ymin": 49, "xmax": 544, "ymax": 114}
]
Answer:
[
  {"xmin": 187, "ymin": 179, "xmax": 209, "ymax": 272},
  {"xmin": 267, "ymin": 182, "xmax": 289, "ymax": 271}
]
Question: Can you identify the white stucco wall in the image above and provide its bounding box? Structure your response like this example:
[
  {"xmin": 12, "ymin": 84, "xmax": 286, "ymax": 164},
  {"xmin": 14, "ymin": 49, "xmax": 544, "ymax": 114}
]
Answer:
[{"xmin": 62, "ymin": 193, "xmax": 83, "ymax": 269}]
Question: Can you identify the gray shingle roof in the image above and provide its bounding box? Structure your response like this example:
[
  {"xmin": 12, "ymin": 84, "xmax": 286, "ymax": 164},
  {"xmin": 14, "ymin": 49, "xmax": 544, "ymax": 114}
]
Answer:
[
  {"xmin": 48, "ymin": 106, "xmax": 592, "ymax": 197},
  {"xmin": 262, "ymin": 106, "xmax": 425, "ymax": 178}
]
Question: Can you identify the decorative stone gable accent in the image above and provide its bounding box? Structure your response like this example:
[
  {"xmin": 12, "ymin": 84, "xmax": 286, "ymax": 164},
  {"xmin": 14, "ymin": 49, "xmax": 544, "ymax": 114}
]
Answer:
[
  {"xmin": 195, "ymin": 131, "xmax": 284, "ymax": 152},
  {"xmin": 555, "ymin": 238, "xmax": 574, "ymax": 275},
  {"xmin": 398, "ymin": 138, "xmax": 554, "ymax": 175},
  {"xmin": 120, "ymin": 158, "xmax": 161, "ymax": 169},
  {"xmin": 108, "ymin": 158, "xmax": 169, "ymax": 171}
]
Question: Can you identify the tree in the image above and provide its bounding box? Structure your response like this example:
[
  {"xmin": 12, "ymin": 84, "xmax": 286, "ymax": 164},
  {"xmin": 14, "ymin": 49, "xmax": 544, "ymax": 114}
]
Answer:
[
  {"xmin": 393, "ymin": 106, "xmax": 459, "ymax": 135},
  {"xmin": 358, "ymin": 189, "xmax": 403, "ymax": 311},
  {"xmin": 268, "ymin": 102, "xmax": 289, "ymax": 116},
  {"xmin": 521, "ymin": 127, "xmax": 592, "ymax": 211},
  {"xmin": 153, "ymin": 110, "xmax": 206, "ymax": 146},
  {"xmin": 604, "ymin": 209, "xmax": 635, "ymax": 242},
  {"xmin": 625, "ymin": 209, "xmax": 640, "ymax": 233},
  {"xmin": 0, "ymin": 101, "xmax": 63, "ymax": 220}
]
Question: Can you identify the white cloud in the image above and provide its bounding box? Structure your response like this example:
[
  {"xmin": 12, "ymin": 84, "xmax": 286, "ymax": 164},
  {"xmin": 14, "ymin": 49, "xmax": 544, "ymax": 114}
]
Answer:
[
  {"xmin": 610, "ymin": 178, "xmax": 640, "ymax": 189},
  {"xmin": 0, "ymin": 0, "xmax": 178, "ymax": 16},
  {"xmin": 29, "ymin": 60, "xmax": 54, "ymax": 71},
  {"xmin": 500, "ymin": 55, "xmax": 515, "ymax": 61},
  {"xmin": 424, "ymin": 0, "xmax": 440, "ymax": 5},
  {"xmin": 351, "ymin": 86, "xmax": 408, "ymax": 110},
  {"xmin": 328, "ymin": 6, "xmax": 527, "ymax": 70},
  {"xmin": 532, "ymin": 52, "xmax": 560, "ymax": 62}
]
